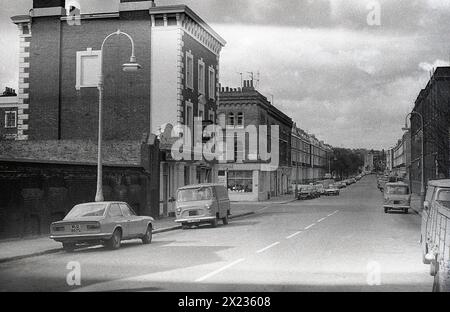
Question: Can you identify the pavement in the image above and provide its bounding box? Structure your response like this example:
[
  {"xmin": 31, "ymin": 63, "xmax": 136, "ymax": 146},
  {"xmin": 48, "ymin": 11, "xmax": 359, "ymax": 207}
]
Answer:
[
  {"xmin": 0, "ymin": 195, "xmax": 295, "ymax": 264},
  {"xmin": 0, "ymin": 177, "xmax": 432, "ymax": 291}
]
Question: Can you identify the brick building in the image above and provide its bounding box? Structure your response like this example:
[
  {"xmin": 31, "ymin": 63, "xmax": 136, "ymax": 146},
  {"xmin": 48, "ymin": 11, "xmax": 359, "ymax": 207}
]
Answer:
[
  {"xmin": 1, "ymin": 0, "xmax": 226, "ymax": 237},
  {"xmin": 0, "ymin": 88, "xmax": 19, "ymax": 141},
  {"xmin": 410, "ymin": 67, "xmax": 450, "ymax": 194},
  {"xmin": 291, "ymin": 125, "xmax": 332, "ymax": 186},
  {"xmin": 217, "ymin": 81, "xmax": 293, "ymax": 201}
]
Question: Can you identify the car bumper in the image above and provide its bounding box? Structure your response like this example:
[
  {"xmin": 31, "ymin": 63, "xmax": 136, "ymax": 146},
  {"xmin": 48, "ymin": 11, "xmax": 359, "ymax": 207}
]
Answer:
[
  {"xmin": 49, "ymin": 233, "xmax": 113, "ymax": 243},
  {"xmin": 175, "ymin": 216, "xmax": 216, "ymax": 224},
  {"xmin": 383, "ymin": 205, "xmax": 410, "ymax": 210}
]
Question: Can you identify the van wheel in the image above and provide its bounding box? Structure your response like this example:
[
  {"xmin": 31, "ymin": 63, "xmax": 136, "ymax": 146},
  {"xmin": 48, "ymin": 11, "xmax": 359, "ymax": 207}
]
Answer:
[
  {"xmin": 210, "ymin": 218, "xmax": 218, "ymax": 228},
  {"xmin": 63, "ymin": 243, "xmax": 76, "ymax": 252},
  {"xmin": 222, "ymin": 215, "xmax": 229, "ymax": 225},
  {"xmin": 107, "ymin": 229, "xmax": 122, "ymax": 250},
  {"xmin": 404, "ymin": 209, "xmax": 409, "ymax": 214}
]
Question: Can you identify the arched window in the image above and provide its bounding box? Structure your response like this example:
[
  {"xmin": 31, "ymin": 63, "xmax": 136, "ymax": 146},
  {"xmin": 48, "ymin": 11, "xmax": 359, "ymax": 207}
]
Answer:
[{"xmin": 228, "ymin": 112, "xmax": 235, "ymax": 126}]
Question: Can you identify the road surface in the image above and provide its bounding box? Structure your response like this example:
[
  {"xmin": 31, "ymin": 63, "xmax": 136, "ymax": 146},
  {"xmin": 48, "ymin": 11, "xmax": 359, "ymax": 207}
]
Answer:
[{"xmin": 0, "ymin": 175, "xmax": 432, "ymax": 291}]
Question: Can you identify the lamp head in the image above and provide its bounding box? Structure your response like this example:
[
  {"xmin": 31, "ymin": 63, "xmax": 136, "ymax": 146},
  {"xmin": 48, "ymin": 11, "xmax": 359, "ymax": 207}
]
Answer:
[{"xmin": 122, "ymin": 56, "xmax": 141, "ymax": 72}]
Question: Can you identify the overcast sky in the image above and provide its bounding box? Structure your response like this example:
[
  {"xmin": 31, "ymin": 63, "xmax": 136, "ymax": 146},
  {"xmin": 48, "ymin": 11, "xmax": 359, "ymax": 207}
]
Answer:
[{"xmin": 1, "ymin": 0, "xmax": 450, "ymax": 149}]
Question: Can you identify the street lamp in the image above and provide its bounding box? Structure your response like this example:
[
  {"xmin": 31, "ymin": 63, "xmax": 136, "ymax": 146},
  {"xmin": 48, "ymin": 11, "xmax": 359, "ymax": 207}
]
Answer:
[
  {"xmin": 402, "ymin": 111, "xmax": 425, "ymax": 208},
  {"xmin": 95, "ymin": 30, "xmax": 142, "ymax": 202}
]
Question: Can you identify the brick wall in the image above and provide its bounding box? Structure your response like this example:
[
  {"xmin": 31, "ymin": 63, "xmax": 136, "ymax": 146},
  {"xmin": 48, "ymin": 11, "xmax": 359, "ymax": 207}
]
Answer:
[{"xmin": 29, "ymin": 12, "xmax": 152, "ymax": 141}]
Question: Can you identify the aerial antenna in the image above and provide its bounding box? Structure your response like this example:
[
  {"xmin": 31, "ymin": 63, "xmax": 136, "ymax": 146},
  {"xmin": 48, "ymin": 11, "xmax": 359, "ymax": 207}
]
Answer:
[
  {"xmin": 247, "ymin": 71, "xmax": 254, "ymax": 87},
  {"xmin": 236, "ymin": 72, "xmax": 243, "ymax": 87},
  {"xmin": 256, "ymin": 70, "xmax": 260, "ymax": 89}
]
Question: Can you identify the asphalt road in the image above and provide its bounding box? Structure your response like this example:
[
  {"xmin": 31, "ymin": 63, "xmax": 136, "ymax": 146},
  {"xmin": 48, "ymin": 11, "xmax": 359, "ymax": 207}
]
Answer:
[{"xmin": 0, "ymin": 175, "xmax": 432, "ymax": 292}]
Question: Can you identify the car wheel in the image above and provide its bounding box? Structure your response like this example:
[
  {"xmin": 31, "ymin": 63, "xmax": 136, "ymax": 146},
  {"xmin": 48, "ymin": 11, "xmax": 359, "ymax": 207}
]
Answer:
[
  {"xmin": 384, "ymin": 208, "xmax": 388, "ymax": 213},
  {"xmin": 107, "ymin": 228, "xmax": 122, "ymax": 250},
  {"xmin": 142, "ymin": 225, "xmax": 152, "ymax": 245},
  {"xmin": 211, "ymin": 218, "xmax": 218, "ymax": 228},
  {"xmin": 182, "ymin": 223, "xmax": 190, "ymax": 230},
  {"xmin": 222, "ymin": 215, "xmax": 229, "ymax": 225},
  {"xmin": 404, "ymin": 209, "xmax": 409, "ymax": 214},
  {"xmin": 63, "ymin": 243, "xmax": 76, "ymax": 252}
]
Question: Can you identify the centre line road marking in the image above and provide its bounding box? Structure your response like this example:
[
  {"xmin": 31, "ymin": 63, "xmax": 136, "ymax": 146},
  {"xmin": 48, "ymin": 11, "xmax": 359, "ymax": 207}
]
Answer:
[
  {"xmin": 286, "ymin": 231, "xmax": 303, "ymax": 239},
  {"xmin": 195, "ymin": 258, "xmax": 246, "ymax": 282},
  {"xmin": 317, "ymin": 217, "xmax": 327, "ymax": 223},
  {"xmin": 305, "ymin": 223, "xmax": 315, "ymax": 230},
  {"xmin": 327, "ymin": 210, "xmax": 339, "ymax": 217},
  {"xmin": 256, "ymin": 242, "xmax": 281, "ymax": 254}
]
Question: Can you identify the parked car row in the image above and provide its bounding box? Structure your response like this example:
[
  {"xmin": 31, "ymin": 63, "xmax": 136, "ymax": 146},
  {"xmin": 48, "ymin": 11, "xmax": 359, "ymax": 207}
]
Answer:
[
  {"xmin": 296, "ymin": 174, "xmax": 366, "ymax": 201},
  {"xmin": 50, "ymin": 183, "xmax": 231, "ymax": 252}
]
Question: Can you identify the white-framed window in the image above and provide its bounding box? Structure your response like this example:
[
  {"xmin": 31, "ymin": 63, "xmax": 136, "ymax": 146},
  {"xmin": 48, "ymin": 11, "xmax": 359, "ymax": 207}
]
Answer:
[
  {"xmin": 5, "ymin": 111, "xmax": 17, "ymax": 128},
  {"xmin": 237, "ymin": 112, "xmax": 244, "ymax": 127},
  {"xmin": 228, "ymin": 112, "xmax": 235, "ymax": 126},
  {"xmin": 198, "ymin": 60, "xmax": 205, "ymax": 95},
  {"xmin": 185, "ymin": 100, "xmax": 194, "ymax": 127},
  {"xmin": 208, "ymin": 67, "xmax": 216, "ymax": 100},
  {"xmin": 185, "ymin": 51, "xmax": 194, "ymax": 90},
  {"xmin": 198, "ymin": 101, "xmax": 205, "ymax": 120},
  {"xmin": 76, "ymin": 48, "xmax": 101, "ymax": 90}
]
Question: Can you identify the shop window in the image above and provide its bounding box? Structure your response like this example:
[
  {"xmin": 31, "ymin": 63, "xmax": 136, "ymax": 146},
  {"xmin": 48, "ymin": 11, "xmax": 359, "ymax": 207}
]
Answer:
[{"xmin": 227, "ymin": 171, "xmax": 253, "ymax": 193}]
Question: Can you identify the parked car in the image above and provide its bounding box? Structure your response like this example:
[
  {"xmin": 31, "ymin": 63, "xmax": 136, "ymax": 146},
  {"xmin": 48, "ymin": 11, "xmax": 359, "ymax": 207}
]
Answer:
[
  {"xmin": 315, "ymin": 184, "xmax": 325, "ymax": 195},
  {"xmin": 50, "ymin": 202, "xmax": 154, "ymax": 252},
  {"xmin": 297, "ymin": 185, "xmax": 316, "ymax": 200},
  {"xmin": 175, "ymin": 184, "xmax": 230, "ymax": 229},
  {"xmin": 420, "ymin": 180, "xmax": 450, "ymax": 291},
  {"xmin": 325, "ymin": 184, "xmax": 340, "ymax": 196},
  {"xmin": 383, "ymin": 182, "xmax": 411, "ymax": 214},
  {"xmin": 336, "ymin": 181, "xmax": 346, "ymax": 189}
]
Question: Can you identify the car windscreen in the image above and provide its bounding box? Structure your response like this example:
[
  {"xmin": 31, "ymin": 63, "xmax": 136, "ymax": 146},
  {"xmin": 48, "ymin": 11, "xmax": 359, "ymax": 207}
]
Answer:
[
  {"xmin": 64, "ymin": 203, "xmax": 107, "ymax": 219},
  {"xmin": 437, "ymin": 189, "xmax": 450, "ymax": 208},
  {"xmin": 178, "ymin": 187, "xmax": 213, "ymax": 202},
  {"xmin": 386, "ymin": 186, "xmax": 409, "ymax": 195}
]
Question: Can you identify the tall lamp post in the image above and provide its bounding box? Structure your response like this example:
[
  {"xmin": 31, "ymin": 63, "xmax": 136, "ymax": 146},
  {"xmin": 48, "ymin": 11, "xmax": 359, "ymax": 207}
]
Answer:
[
  {"xmin": 95, "ymin": 30, "xmax": 142, "ymax": 202},
  {"xmin": 402, "ymin": 111, "xmax": 425, "ymax": 208}
]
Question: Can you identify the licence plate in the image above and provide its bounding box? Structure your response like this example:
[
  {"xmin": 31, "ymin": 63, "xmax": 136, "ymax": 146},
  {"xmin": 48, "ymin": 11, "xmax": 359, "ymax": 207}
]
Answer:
[
  {"xmin": 189, "ymin": 211, "xmax": 198, "ymax": 216},
  {"xmin": 71, "ymin": 224, "xmax": 81, "ymax": 233},
  {"xmin": 394, "ymin": 201, "xmax": 400, "ymax": 205}
]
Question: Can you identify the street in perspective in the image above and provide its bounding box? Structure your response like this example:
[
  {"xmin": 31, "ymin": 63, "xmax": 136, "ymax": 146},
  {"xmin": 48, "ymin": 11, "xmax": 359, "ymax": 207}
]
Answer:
[{"xmin": 0, "ymin": 0, "xmax": 450, "ymax": 294}]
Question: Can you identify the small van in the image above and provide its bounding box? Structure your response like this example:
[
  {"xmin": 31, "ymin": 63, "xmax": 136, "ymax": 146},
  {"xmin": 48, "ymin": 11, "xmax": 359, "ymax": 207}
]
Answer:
[
  {"xmin": 383, "ymin": 182, "xmax": 411, "ymax": 214},
  {"xmin": 175, "ymin": 184, "xmax": 231, "ymax": 229}
]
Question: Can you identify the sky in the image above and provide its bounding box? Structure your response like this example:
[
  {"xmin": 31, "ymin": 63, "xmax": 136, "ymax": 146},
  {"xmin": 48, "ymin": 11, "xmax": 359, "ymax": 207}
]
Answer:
[{"xmin": 1, "ymin": 0, "xmax": 450, "ymax": 149}]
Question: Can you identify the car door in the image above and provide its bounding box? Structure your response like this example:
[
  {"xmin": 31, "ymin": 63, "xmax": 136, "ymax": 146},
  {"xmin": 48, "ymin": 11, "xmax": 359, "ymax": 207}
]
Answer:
[
  {"xmin": 119, "ymin": 203, "xmax": 142, "ymax": 238},
  {"xmin": 108, "ymin": 203, "xmax": 129, "ymax": 238}
]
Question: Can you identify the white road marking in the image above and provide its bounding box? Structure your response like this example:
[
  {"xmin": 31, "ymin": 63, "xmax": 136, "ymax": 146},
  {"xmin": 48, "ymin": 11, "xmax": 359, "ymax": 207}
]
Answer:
[
  {"xmin": 286, "ymin": 231, "xmax": 303, "ymax": 239},
  {"xmin": 195, "ymin": 258, "xmax": 246, "ymax": 282},
  {"xmin": 256, "ymin": 242, "xmax": 281, "ymax": 254},
  {"xmin": 328, "ymin": 210, "xmax": 339, "ymax": 217},
  {"xmin": 317, "ymin": 217, "xmax": 327, "ymax": 223},
  {"xmin": 258, "ymin": 206, "xmax": 269, "ymax": 212},
  {"xmin": 305, "ymin": 223, "xmax": 316, "ymax": 230}
]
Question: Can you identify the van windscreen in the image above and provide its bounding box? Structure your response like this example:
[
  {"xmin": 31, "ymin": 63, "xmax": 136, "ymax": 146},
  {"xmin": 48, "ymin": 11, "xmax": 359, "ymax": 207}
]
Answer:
[
  {"xmin": 178, "ymin": 187, "xmax": 213, "ymax": 202},
  {"xmin": 386, "ymin": 186, "xmax": 409, "ymax": 195}
]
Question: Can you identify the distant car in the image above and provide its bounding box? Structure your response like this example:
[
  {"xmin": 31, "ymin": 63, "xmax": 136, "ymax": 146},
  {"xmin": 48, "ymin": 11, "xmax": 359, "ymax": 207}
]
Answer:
[
  {"xmin": 325, "ymin": 184, "xmax": 340, "ymax": 196},
  {"xmin": 297, "ymin": 185, "xmax": 316, "ymax": 200},
  {"xmin": 336, "ymin": 181, "xmax": 346, "ymax": 189},
  {"xmin": 315, "ymin": 184, "xmax": 325, "ymax": 195},
  {"xmin": 351, "ymin": 178, "xmax": 357, "ymax": 184},
  {"xmin": 383, "ymin": 182, "xmax": 411, "ymax": 214},
  {"xmin": 50, "ymin": 202, "xmax": 154, "ymax": 252}
]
